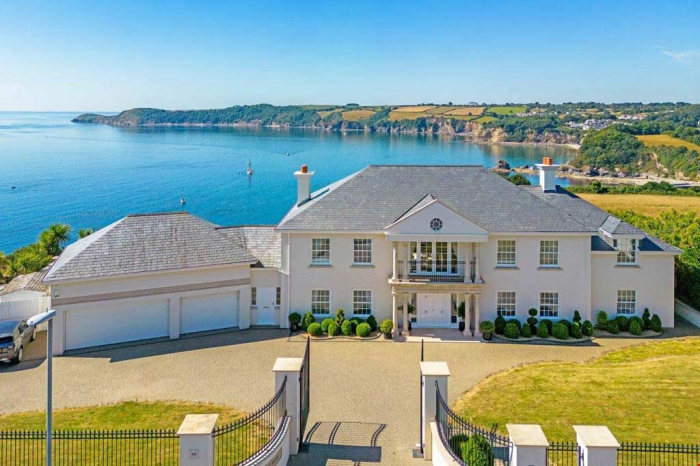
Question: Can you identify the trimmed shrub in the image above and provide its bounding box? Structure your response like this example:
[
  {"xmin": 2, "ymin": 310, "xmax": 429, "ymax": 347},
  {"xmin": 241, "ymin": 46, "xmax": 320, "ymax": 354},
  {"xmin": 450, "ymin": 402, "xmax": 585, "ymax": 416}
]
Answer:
[
  {"xmin": 380, "ymin": 319, "xmax": 394, "ymax": 335},
  {"xmin": 607, "ymin": 320, "xmax": 620, "ymax": 334},
  {"xmin": 527, "ymin": 308, "xmax": 538, "ymax": 334},
  {"xmin": 630, "ymin": 316, "xmax": 644, "ymax": 330},
  {"xmin": 629, "ymin": 320, "xmax": 642, "ymax": 336},
  {"xmin": 643, "ymin": 308, "xmax": 652, "ymax": 330},
  {"xmin": 582, "ymin": 320, "xmax": 594, "ymax": 337},
  {"xmin": 596, "ymin": 311, "xmax": 608, "ymax": 329},
  {"xmin": 366, "ymin": 315, "xmax": 378, "ymax": 332},
  {"xmin": 573, "ymin": 310, "xmax": 582, "ymax": 324},
  {"xmin": 552, "ymin": 322, "xmax": 569, "ymax": 340},
  {"xmin": 341, "ymin": 320, "xmax": 353, "ymax": 336},
  {"xmin": 335, "ymin": 308, "xmax": 346, "ymax": 326},
  {"xmin": 327, "ymin": 322, "xmax": 340, "ymax": 336},
  {"xmin": 506, "ymin": 319, "xmax": 521, "ymax": 333},
  {"xmin": 537, "ymin": 322, "xmax": 549, "ymax": 338},
  {"xmin": 349, "ymin": 317, "xmax": 363, "ymax": 332},
  {"xmin": 302, "ymin": 311, "xmax": 315, "ymax": 330},
  {"xmin": 521, "ymin": 323, "xmax": 532, "ymax": 338},
  {"xmin": 541, "ymin": 319, "xmax": 553, "ymax": 334},
  {"xmin": 504, "ymin": 322, "xmax": 520, "ymax": 339},
  {"xmin": 479, "ymin": 321, "xmax": 495, "ymax": 334},
  {"xmin": 494, "ymin": 315, "xmax": 507, "ymax": 335},
  {"xmin": 321, "ymin": 318, "xmax": 334, "ymax": 333},
  {"xmin": 615, "ymin": 316, "xmax": 630, "ymax": 332},
  {"xmin": 461, "ymin": 434, "xmax": 494, "ymax": 466},
  {"xmin": 307, "ymin": 322, "xmax": 322, "ymax": 337},
  {"xmin": 559, "ymin": 319, "xmax": 572, "ymax": 332},
  {"xmin": 289, "ymin": 312, "xmax": 301, "ymax": 326},
  {"xmin": 651, "ymin": 314, "xmax": 662, "ymax": 332},
  {"xmin": 571, "ymin": 322, "xmax": 583, "ymax": 339},
  {"xmin": 356, "ymin": 322, "xmax": 371, "ymax": 338}
]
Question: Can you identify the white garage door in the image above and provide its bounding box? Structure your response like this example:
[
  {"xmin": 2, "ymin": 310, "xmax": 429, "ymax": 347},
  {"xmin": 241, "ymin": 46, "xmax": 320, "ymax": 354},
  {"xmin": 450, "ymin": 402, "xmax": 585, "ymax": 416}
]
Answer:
[
  {"xmin": 180, "ymin": 292, "xmax": 238, "ymax": 334},
  {"xmin": 65, "ymin": 298, "xmax": 169, "ymax": 350}
]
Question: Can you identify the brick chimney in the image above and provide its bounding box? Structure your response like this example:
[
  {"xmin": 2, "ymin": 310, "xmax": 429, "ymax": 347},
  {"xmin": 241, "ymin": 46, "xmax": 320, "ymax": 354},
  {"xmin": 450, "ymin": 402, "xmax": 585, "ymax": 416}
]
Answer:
[
  {"xmin": 294, "ymin": 165, "xmax": 314, "ymax": 206},
  {"xmin": 535, "ymin": 157, "xmax": 559, "ymax": 192}
]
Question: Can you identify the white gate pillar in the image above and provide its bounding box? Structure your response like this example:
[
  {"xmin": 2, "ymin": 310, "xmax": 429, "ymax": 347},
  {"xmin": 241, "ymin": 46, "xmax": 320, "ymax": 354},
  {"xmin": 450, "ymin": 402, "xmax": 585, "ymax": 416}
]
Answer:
[
  {"xmin": 474, "ymin": 294, "xmax": 481, "ymax": 335},
  {"xmin": 273, "ymin": 358, "xmax": 303, "ymax": 455},
  {"xmin": 178, "ymin": 414, "xmax": 218, "ymax": 466},
  {"xmin": 507, "ymin": 424, "xmax": 548, "ymax": 466},
  {"xmin": 421, "ymin": 362, "xmax": 450, "ymax": 461},
  {"xmin": 574, "ymin": 425, "xmax": 619, "ymax": 466}
]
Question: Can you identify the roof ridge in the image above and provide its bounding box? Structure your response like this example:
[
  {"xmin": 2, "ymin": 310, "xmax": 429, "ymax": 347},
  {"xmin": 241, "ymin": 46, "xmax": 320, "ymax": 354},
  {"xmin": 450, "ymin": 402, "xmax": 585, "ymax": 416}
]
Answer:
[
  {"xmin": 368, "ymin": 164, "xmax": 485, "ymax": 168},
  {"xmin": 127, "ymin": 212, "xmax": 189, "ymax": 217},
  {"xmin": 216, "ymin": 224, "xmax": 277, "ymax": 229}
]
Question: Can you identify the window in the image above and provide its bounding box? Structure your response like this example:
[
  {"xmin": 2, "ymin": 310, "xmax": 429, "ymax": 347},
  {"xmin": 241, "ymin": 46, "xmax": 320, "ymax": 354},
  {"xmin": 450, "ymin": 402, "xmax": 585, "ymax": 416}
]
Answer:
[
  {"xmin": 539, "ymin": 292, "xmax": 559, "ymax": 317},
  {"xmin": 276, "ymin": 287, "xmax": 281, "ymax": 306},
  {"xmin": 311, "ymin": 289, "xmax": 330, "ymax": 314},
  {"xmin": 353, "ymin": 239, "xmax": 372, "ymax": 264},
  {"xmin": 436, "ymin": 242, "xmax": 448, "ymax": 272},
  {"xmin": 353, "ymin": 290, "xmax": 372, "ymax": 315},
  {"xmin": 251, "ymin": 287, "xmax": 257, "ymax": 306},
  {"xmin": 617, "ymin": 238, "xmax": 638, "ymax": 264},
  {"xmin": 539, "ymin": 240, "xmax": 559, "ymax": 267},
  {"xmin": 497, "ymin": 292, "xmax": 516, "ymax": 317},
  {"xmin": 311, "ymin": 238, "xmax": 330, "ymax": 264},
  {"xmin": 617, "ymin": 290, "xmax": 636, "ymax": 315},
  {"xmin": 497, "ymin": 240, "xmax": 516, "ymax": 266}
]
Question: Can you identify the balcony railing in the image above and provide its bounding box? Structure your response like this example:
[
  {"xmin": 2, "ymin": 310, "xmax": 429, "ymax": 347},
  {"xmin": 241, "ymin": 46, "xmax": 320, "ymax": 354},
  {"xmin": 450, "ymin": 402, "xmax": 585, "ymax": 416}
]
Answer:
[{"xmin": 396, "ymin": 260, "xmax": 467, "ymax": 283}]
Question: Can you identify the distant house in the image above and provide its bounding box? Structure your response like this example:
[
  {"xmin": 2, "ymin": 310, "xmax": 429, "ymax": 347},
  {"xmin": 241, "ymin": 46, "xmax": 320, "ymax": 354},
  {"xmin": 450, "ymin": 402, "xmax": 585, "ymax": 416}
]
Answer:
[{"xmin": 0, "ymin": 263, "xmax": 51, "ymax": 303}]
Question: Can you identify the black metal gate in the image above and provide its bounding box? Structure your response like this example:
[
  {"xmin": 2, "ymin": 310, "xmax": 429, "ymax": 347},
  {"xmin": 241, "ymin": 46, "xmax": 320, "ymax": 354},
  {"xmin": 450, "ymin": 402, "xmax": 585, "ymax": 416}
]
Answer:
[
  {"xmin": 546, "ymin": 442, "xmax": 583, "ymax": 466},
  {"xmin": 419, "ymin": 339, "xmax": 424, "ymax": 455},
  {"xmin": 298, "ymin": 337, "xmax": 310, "ymax": 449}
]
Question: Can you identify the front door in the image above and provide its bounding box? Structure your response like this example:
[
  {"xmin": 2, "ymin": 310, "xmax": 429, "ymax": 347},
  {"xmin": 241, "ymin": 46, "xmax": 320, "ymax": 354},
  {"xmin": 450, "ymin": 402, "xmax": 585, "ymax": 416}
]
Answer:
[
  {"xmin": 256, "ymin": 287, "xmax": 276, "ymax": 325},
  {"xmin": 416, "ymin": 293, "xmax": 452, "ymax": 327}
]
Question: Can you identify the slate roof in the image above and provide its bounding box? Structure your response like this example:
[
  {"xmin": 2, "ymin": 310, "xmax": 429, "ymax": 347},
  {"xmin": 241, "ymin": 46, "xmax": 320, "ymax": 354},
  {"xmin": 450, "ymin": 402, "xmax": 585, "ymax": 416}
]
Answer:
[
  {"xmin": 44, "ymin": 213, "xmax": 257, "ymax": 283},
  {"xmin": 216, "ymin": 225, "xmax": 281, "ymax": 268},
  {"xmin": 277, "ymin": 165, "xmax": 595, "ymax": 233},
  {"xmin": 0, "ymin": 261, "xmax": 53, "ymax": 296}
]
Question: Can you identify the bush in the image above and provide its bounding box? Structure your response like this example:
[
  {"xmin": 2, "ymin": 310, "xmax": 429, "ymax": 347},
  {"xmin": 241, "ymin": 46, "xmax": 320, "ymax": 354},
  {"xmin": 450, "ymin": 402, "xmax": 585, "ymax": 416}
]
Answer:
[
  {"xmin": 615, "ymin": 316, "xmax": 630, "ymax": 332},
  {"xmin": 494, "ymin": 315, "xmax": 507, "ymax": 335},
  {"xmin": 630, "ymin": 316, "xmax": 644, "ymax": 330},
  {"xmin": 307, "ymin": 322, "xmax": 322, "ymax": 337},
  {"xmin": 335, "ymin": 308, "xmax": 345, "ymax": 326},
  {"xmin": 327, "ymin": 322, "xmax": 340, "ymax": 336},
  {"xmin": 559, "ymin": 319, "xmax": 572, "ymax": 332},
  {"xmin": 506, "ymin": 319, "xmax": 521, "ymax": 332},
  {"xmin": 541, "ymin": 319, "xmax": 553, "ymax": 334},
  {"xmin": 552, "ymin": 322, "xmax": 569, "ymax": 340},
  {"xmin": 479, "ymin": 321, "xmax": 495, "ymax": 334},
  {"xmin": 521, "ymin": 323, "xmax": 532, "ymax": 338},
  {"xmin": 504, "ymin": 322, "xmax": 520, "ymax": 339},
  {"xmin": 651, "ymin": 314, "xmax": 662, "ymax": 332},
  {"xmin": 341, "ymin": 320, "xmax": 353, "ymax": 336},
  {"xmin": 571, "ymin": 322, "xmax": 583, "ymax": 339},
  {"xmin": 289, "ymin": 312, "xmax": 301, "ymax": 326},
  {"xmin": 596, "ymin": 311, "xmax": 608, "ymax": 329},
  {"xmin": 527, "ymin": 309, "xmax": 538, "ymax": 333},
  {"xmin": 460, "ymin": 434, "xmax": 494, "ymax": 466},
  {"xmin": 366, "ymin": 315, "xmax": 378, "ymax": 332},
  {"xmin": 380, "ymin": 319, "xmax": 394, "ymax": 335},
  {"xmin": 537, "ymin": 322, "xmax": 549, "ymax": 338},
  {"xmin": 349, "ymin": 317, "xmax": 363, "ymax": 332},
  {"xmin": 607, "ymin": 320, "xmax": 620, "ymax": 334},
  {"xmin": 321, "ymin": 318, "xmax": 334, "ymax": 333},
  {"xmin": 582, "ymin": 320, "xmax": 594, "ymax": 337},
  {"xmin": 629, "ymin": 320, "xmax": 642, "ymax": 336},
  {"xmin": 573, "ymin": 310, "xmax": 582, "ymax": 323},
  {"xmin": 302, "ymin": 311, "xmax": 315, "ymax": 330},
  {"xmin": 643, "ymin": 308, "xmax": 652, "ymax": 330},
  {"xmin": 356, "ymin": 322, "xmax": 371, "ymax": 338}
]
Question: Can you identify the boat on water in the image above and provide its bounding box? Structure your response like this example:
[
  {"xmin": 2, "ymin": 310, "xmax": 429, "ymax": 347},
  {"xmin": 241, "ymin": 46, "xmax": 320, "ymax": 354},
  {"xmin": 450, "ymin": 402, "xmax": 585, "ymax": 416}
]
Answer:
[{"xmin": 246, "ymin": 160, "xmax": 254, "ymax": 176}]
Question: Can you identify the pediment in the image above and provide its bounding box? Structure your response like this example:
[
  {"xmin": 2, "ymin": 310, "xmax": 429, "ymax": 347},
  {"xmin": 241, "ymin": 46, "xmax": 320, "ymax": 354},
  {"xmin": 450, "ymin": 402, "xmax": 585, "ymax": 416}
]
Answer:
[{"xmin": 385, "ymin": 198, "xmax": 488, "ymax": 237}]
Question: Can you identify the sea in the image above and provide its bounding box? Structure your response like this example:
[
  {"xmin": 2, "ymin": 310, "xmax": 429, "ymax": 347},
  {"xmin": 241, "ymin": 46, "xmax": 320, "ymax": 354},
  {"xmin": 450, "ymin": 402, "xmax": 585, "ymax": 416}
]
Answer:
[{"xmin": 0, "ymin": 112, "xmax": 578, "ymax": 253}]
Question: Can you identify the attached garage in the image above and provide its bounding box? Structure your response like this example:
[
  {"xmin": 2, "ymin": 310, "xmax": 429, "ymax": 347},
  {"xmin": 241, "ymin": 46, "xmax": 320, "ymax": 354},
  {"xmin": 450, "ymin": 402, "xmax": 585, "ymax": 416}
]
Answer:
[
  {"xmin": 65, "ymin": 298, "xmax": 169, "ymax": 351},
  {"xmin": 180, "ymin": 292, "xmax": 239, "ymax": 334}
]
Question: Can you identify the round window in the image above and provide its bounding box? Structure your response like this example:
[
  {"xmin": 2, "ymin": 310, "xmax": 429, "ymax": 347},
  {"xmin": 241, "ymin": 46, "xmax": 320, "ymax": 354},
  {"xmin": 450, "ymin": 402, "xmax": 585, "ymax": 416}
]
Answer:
[{"xmin": 430, "ymin": 218, "xmax": 443, "ymax": 231}]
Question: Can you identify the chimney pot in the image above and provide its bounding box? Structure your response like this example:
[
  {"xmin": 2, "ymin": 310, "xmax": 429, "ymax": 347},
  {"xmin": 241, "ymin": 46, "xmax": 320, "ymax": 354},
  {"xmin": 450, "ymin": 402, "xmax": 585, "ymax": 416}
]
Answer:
[
  {"xmin": 301, "ymin": 164, "xmax": 308, "ymax": 174},
  {"xmin": 294, "ymin": 165, "xmax": 314, "ymax": 206},
  {"xmin": 543, "ymin": 157, "xmax": 553, "ymax": 166}
]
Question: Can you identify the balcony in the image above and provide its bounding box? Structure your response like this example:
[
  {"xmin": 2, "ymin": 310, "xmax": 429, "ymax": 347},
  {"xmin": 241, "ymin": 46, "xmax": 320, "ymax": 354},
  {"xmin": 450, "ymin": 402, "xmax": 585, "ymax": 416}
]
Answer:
[{"xmin": 396, "ymin": 260, "xmax": 475, "ymax": 284}]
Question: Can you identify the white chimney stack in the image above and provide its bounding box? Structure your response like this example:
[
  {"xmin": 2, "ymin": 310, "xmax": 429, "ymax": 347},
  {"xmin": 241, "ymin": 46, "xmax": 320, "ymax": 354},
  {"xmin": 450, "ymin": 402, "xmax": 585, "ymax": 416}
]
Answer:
[
  {"xmin": 535, "ymin": 157, "xmax": 559, "ymax": 192},
  {"xmin": 294, "ymin": 164, "xmax": 314, "ymax": 206}
]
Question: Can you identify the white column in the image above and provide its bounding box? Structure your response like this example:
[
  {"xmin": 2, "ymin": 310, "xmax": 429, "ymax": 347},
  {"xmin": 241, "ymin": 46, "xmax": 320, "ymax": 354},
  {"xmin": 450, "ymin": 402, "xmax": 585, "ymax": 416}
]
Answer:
[
  {"xmin": 474, "ymin": 294, "xmax": 481, "ymax": 334},
  {"xmin": 507, "ymin": 424, "xmax": 548, "ymax": 466},
  {"xmin": 403, "ymin": 293, "xmax": 409, "ymax": 336},
  {"xmin": 273, "ymin": 358, "xmax": 303, "ymax": 455},
  {"xmin": 421, "ymin": 362, "xmax": 450, "ymax": 461},
  {"xmin": 575, "ymin": 426, "xmax": 620, "ymax": 466},
  {"xmin": 392, "ymin": 242, "xmax": 398, "ymax": 280},
  {"xmin": 403, "ymin": 243, "xmax": 409, "ymax": 281},
  {"xmin": 178, "ymin": 414, "xmax": 218, "ymax": 466},
  {"xmin": 391, "ymin": 290, "xmax": 398, "ymax": 337},
  {"xmin": 474, "ymin": 243, "xmax": 481, "ymax": 283},
  {"xmin": 463, "ymin": 293, "xmax": 471, "ymax": 337}
]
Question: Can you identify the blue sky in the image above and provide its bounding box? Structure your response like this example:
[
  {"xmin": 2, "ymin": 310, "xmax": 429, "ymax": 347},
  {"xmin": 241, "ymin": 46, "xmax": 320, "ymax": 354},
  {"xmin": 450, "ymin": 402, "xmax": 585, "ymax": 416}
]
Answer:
[{"xmin": 1, "ymin": 0, "xmax": 699, "ymax": 111}]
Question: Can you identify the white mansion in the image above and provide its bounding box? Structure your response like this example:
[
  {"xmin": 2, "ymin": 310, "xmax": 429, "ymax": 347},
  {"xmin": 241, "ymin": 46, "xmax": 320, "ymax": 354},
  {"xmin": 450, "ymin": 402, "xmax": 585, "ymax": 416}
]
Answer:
[{"xmin": 43, "ymin": 161, "xmax": 679, "ymax": 353}]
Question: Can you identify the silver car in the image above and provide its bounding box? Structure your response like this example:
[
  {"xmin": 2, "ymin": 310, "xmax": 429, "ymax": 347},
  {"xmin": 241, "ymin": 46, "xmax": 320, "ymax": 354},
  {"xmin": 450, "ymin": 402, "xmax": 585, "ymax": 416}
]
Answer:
[{"xmin": 0, "ymin": 319, "xmax": 36, "ymax": 364}]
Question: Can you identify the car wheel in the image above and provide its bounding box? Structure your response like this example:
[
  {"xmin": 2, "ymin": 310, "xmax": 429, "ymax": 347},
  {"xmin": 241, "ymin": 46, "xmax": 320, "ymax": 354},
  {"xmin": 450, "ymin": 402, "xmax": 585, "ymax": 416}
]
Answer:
[
  {"xmin": 12, "ymin": 347, "xmax": 23, "ymax": 364},
  {"xmin": 30, "ymin": 329, "xmax": 36, "ymax": 342}
]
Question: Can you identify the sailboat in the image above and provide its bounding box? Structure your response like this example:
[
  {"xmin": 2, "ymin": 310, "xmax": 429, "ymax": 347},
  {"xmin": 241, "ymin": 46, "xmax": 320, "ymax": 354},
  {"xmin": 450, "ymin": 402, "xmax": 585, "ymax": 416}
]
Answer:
[
  {"xmin": 246, "ymin": 160, "xmax": 254, "ymax": 176},
  {"xmin": 180, "ymin": 193, "xmax": 186, "ymax": 206}
]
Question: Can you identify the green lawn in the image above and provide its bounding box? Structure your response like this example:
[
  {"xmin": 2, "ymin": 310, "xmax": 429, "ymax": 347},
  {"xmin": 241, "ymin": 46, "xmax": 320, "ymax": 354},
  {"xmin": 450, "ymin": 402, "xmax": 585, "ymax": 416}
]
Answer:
[
  {"xmin": 453, "ymin": 337, "xmax": 700, "ymax": 443},
  {"xmin": 486, "ymin": 105, "xmax": 527, "ymax": 115}
]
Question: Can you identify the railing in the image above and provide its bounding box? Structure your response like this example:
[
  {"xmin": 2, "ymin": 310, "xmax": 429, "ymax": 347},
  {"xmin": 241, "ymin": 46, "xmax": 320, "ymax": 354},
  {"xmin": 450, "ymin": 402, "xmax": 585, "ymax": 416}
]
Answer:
[
  {"xmin": 435, "ymin": 382, "xmax": 511, "ymax": 465},
  {"xmin": 618, "ymin": 441, "xmax": 700, "ymax": 465},
  {"xmin": 298, "ymin": 337, "xmax": 310, "ymax": 449},
  {"xmin": 0, "ymin": 428, "xmax": 179, "ymax": 465},
  {"xmin": 547, "ymin": 441, "xmax": 581, "ymax": 466},
  {"xmin": 213, "ymin": 376, "xmax": 287, "ymax": 466},
  {"xmin": 397, "ymin": 260, "xmax": 467, "ymax": 283}
]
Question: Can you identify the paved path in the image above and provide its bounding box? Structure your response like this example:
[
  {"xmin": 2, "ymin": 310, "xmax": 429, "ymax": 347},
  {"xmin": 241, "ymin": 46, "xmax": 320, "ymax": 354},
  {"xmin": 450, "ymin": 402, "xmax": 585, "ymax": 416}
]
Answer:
[{"xmin": 1, "ymin": 320, "xmax": 697, "ymax": 464}]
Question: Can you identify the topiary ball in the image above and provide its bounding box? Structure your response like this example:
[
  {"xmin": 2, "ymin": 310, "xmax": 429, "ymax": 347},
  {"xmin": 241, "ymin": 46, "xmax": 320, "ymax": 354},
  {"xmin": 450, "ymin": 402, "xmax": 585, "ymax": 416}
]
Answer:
[
  {"xmin": 307, "ymin": 322, "xmax": 322, "ymax": 337},
  {"xmin": 506, "ymin": 319, "xmax": 521, "ymax": 332},
  {"xmin": 341, "ymin": 320, "xmax": 353, "ymax": 336},
  {"xmin": 356, "ymin": 322, "xmax": 371, "ymax": 337},
  {"xmin": 552, "ymin": 322, "xmax": 569, "ymax": 340},
  {"xmin": 651, "ymin": 314, "xmax": 662, "ymax": 332},
  {"xmin": 571, "ymin": 322, "xmax": 583, "ymax": 339},
  {"xmin": 504, "ymin": 322, "xmax": 520, "ymax": 339},
  {"xmin": 582, "ymin": 320, "xmax": 594, "ymax": 337},
  {"xmin": 327, "ymin": 321, "xmax": 340, "ymax": 336},
  {"xmin": 607, "ymin": 320, "xmax": 620, "ymax": 334},
  {"xmin": 537, "ymin": 322, "xmax": 549, "ymax": 338},
  {"xmin": 521, "ymin": 323, "xmax": 532, "ymax": 338},
  {"xmin": 629, "ymin": 320, "xmax": 642, "ymax": 336},
  {"xmin": 321, "ymin": 318, "xmax": 334, "ymax": 333}
]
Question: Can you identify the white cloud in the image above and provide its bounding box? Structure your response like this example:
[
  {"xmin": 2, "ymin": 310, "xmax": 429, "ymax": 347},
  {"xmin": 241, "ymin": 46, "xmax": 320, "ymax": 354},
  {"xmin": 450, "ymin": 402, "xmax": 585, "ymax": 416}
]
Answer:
[{"xmin": 660, "ymin": 48, "xmax": 700, "ymax": 64}]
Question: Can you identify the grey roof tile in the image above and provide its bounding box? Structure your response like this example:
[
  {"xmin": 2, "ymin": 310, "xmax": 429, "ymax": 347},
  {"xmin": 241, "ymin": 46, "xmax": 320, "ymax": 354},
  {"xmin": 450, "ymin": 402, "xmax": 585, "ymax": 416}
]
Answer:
[{"xmin": 217, "ymin": 225, "xmax": 281, "ymax": 268}]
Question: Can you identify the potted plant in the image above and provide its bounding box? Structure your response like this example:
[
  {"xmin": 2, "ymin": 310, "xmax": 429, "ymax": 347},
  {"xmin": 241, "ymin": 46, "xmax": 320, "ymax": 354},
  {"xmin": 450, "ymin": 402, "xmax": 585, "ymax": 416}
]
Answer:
[
  {"xmin": 457, "ymin": 301, "xmax": 466, "ymax": 332},
  {"xmin": 288, "ymin": 312, "xmax": 301, "ymax": 332},
  {"xmin": 479, "ymin": 321, "xmax": 495, "ymax": 341},
  {"xmin": 380, "ymin": 319, "xmax": 394, "ymax": 339}
]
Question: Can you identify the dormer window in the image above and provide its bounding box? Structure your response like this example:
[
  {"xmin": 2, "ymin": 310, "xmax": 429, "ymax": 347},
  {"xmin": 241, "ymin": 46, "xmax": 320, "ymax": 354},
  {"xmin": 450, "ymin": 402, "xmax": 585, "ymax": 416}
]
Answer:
[{"xmin": 616, "ymin": 238, "xmax": 638, "ymax": 265}]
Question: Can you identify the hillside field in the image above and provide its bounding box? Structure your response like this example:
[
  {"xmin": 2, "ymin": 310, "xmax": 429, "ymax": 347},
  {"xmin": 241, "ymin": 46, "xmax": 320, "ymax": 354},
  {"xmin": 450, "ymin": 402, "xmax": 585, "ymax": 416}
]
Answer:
[
  {"xmin": 488, "ymin": 105, "xmax": 527, "ymax": 115},
  {"xmin": 637, "ymin": 134, "xmax": 700, "ymax": 152},
  {"xmin": 578, "ymin": 193, "xmax": 700, "ymax": 217},
  {"xmin": 341, "ymin": 109, "xmax": 376, "ymax": 121}
]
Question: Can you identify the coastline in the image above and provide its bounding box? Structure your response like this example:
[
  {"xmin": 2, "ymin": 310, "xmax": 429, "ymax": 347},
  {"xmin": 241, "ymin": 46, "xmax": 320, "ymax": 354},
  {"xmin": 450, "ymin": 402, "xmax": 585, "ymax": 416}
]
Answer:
[{"xmin": 497, "ymin": 165, "xmax": 700, "ymax": 187}]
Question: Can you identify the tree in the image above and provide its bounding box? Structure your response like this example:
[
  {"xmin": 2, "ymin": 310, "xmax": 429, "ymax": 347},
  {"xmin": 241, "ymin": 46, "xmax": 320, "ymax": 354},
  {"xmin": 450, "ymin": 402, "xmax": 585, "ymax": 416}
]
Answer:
[
  {"xmin": 78, "ymin": 228, "xmax": 95, "ymax": 239},
  {"xmin": 507, "ymin": 174, "xmax": 532, "ymax": 185},
  {"xmin": 39, "ymin": 223, "xmax": 71, "ymax": 256}
]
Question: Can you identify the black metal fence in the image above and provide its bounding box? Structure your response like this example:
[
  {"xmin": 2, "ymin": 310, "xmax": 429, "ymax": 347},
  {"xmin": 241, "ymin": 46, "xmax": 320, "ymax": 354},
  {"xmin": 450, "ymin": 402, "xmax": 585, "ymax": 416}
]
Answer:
[
  {"xmin": 618, "ymin": 441, "xmax": 700, "ymax": 465},
  {"xmin": 397, "ymin": 260, "xmax": 467, "ymax": 283},
  {"xmin": 0, "ymin": 428, "xmax": 179, "ymax": 465},
  {"xmin": 435, "ymin": 381, "xmax": 511, "ymax": 465},
  {"xmin": 547, "ymin": 441, "xmax": 581, "ymax": 466},
  {"xmin": 212, "ymin": 375, "xmax": 287, "ymax": 466},
  {"xmin": 298, "ymin": 337, "xmax": 310, "ymax": 449}
]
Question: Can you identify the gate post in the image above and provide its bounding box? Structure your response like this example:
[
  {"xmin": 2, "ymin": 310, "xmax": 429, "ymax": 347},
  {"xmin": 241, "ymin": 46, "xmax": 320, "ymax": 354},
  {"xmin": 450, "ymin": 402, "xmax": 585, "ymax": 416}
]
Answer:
[
  {"xmin": 177, "ymin": 414, "xmax": 218, "ymax": 466},
  {"xmin": 507, "ymin": 424, "xmax": 548, "ymax": 466},
  {"xmin": 421, "ymin": 361, "xmax": 450, "ymax": 461},
  {"xmin": 574, "ymin": 426, "xmax": 619, "ymax": 466},
  {"xmin": 274, "ymin": 357, "xmax": 303, "ymax": 455}
]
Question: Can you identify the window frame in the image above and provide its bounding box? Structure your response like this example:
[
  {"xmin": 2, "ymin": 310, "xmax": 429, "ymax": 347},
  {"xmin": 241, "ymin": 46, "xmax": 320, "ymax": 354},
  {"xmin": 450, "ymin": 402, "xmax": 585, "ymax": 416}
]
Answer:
[
  {"xmin": 352, "ymin": 289, "xmax": 373, "ymax": 316},
  {"xmin": 616, "ymin": 238, "xmax": 638, "ymax": 265},
  {"xmin": 496, "ymin": 240, "xmax": 517, "ymax": 267},
  {"xmin": 311, "ymin": 238, "xmax": 331, "ymax": 265},
  {"xmin": 539, "ymin": 291, "xmax": 560, "ymax": 318},
  {"xmin": 275, "ymin": 287, "xmax": 281, "ymax": 307},
  {"xmin": 353, "ymin": 238, "xmax": 373, "ymax": 265},
  {"xmin": 251, "ymin": 287, "xmax": 257, "ymax": 306},
  {"xmin": 496, "ymin": 291, "xmax": 516, "ymax": 317},
  {"xmin": 539, "ymin": 240, "xmax": 560, "ymax": 267},
  {"xmin": 311, "ymin": 289, "xmax": 331, "ymax": 315},
  {"xmin": 616, "ymin": 289, "xmax": 636, "ymax": 315}
]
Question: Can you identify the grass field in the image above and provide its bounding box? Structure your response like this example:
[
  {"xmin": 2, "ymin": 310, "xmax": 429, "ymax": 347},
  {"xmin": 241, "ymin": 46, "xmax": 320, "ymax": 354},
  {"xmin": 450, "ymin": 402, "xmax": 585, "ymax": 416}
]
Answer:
[
  {"xmin": 637, "ymin": 134, "xmax": 700, "ymax": 153},
  {"xmin": 445, "ymin": 106, "xmax": 485, "ymax": 116},
  {"xmin": 454, "ymin": 337, "xmax": 700, "ymax": 443},
  {"xmin": 487, "ymin": 105, "xmax": 526, "ymax": 115},
  {"xmin": 395, "ymin": 105, "xmax": 437, "ymax": 112},
  {"xmin": 341, "ymin": 109, "xmax": 376, "ymax": 121},
  {"xmin": 317, "ymin": 110, "xmax": 338, "ymax": 118},
  {"xmin": 388, "ymin": 111, "xmax": 429, "ymax": 121},
  {"xmin": 579, "ymin": 193, "xmax": 700, "ymax": 217},
  {"xmin": 425, "ymin": 106, "xmax": 457, "ymax": 115},
  {"xmin": 474, "ymin": 115, "xmax": 497, "ymax": 124}
]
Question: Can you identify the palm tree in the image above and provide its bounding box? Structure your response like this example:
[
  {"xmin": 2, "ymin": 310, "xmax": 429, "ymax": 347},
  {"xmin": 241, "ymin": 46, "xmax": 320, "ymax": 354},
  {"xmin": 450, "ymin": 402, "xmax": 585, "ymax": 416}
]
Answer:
[
  {"xmin": 78, "ymin": 228, "xmax": 95, "ymax": 239},
  {"xmin": 39, "ymin": 223, "xmax": 71, "ymax": 256}
]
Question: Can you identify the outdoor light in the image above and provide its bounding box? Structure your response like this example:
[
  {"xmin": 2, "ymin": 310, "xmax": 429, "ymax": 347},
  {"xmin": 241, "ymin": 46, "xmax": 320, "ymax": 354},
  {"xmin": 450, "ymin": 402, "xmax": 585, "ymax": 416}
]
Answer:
[{"xmin": 28, "ymin": 309, "xmax": 56, "ymax": 466}]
